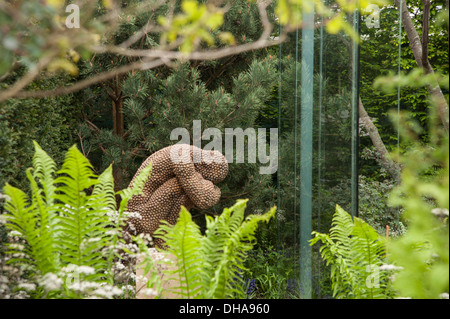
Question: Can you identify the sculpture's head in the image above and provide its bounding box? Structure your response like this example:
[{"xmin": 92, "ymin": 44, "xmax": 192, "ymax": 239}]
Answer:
[{"xmin": 195, "ymin": 149, "xmax": 228, "ymax": 184}]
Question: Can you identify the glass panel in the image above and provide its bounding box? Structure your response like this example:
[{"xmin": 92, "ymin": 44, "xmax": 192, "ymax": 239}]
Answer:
[{"xmin": 276, "ymin": 1, "xmax": 361, "ymax": 298}]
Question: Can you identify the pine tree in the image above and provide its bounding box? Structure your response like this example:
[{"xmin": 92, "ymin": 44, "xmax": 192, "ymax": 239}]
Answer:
[
  {"xmin": 76, "ymin": 0, "xmax": 280, "ymax": 218},
  {"xmin": 80, "ymin": 57, "xmax": 278, "ymax": 216}
]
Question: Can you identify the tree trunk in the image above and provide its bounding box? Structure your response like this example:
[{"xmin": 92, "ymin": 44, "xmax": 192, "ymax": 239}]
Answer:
[
  {"xmin": 108, "ymin": 76, "xmax": 125, "ymax": 191},
  {"xmin": 395, "ymin": 0, "xmax": 449, "ymax": 132},
  {"xmin": 359, "ymin": 96, "xmax": 401, "ymax": 180},
  {"xmin": 341, "ymin": 35, "xmax": 400, "ymax": 180},
  {"xmin": 112, "ymin": 96, "xmax": 124, "ymax": 136}
]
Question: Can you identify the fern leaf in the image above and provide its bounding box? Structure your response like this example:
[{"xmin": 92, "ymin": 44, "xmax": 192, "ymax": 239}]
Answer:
[
  {"xmin": 351, "ymin": 217, "xmax": 387, "ymax": 299},
  {"xmin": 31, "ymin": 141, "xmax": 57, "ymax": 209},
  {"xmin": 153, "ymin": 200, "xmax": 276, "ymax": 299},
  {"xmin": 154, "ymin": 206, "xmax": 203, "ymax": 298},
  {"xmin": 26, "ymin": 168, "xmax": 59, "ymax": 273},
  {"xmin": 117, "ymin": 160, "xmax": 152, "ymax": 213},
  {"xmin": 311, "ymin": 205, "xmax": 389, "ymax": 299},
  {"xmin": 2, "ymin": 142, "xmax": 137, "ymax": 297},
  {"xmin": 201, "ymin": 200, "xmax": 246, "ymax": 298},
  {"xmin": 54, "ymin": 145, "xmax": 100, "ymax": 267},
  {"xmin": 3, "ymin": 182, "xmax": 57, "ymax": 273},
  {"xmin": 204, "ymin": 200, "xmax": 276, "ymax": 299}
]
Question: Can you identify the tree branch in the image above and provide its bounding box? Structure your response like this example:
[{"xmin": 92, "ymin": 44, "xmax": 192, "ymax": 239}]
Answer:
[
  {"xmin": 0, "ymin": 0, "xmax": 285, "ymax": 102},
  {"xmin": 84, "ymin": 118, "xmax": 102, "ymax": 133},
  {"xmin": 93, "ymin": 33, "xmax": 285, "ymax": 62},
  {"xmin": 0, "ymin": 52, "xmax": 56, "ymax": 103},
  {"xmin": 395, "ymin": 0, "xmax": 449, "ymax": 132},
  {"xmin": 12, "ymin": 58, "xmax": 165, "ymax": 99},
  {"xmin": 9, "ymin": 34, "xmax": 286, "ymax": 100},
  {"xmin": 422, "ymin": 0, "xmax": 431, "ymax": 68},
  {"xmin": 359, "ymin": 96, "xmax": 401, "ymax": 180}
]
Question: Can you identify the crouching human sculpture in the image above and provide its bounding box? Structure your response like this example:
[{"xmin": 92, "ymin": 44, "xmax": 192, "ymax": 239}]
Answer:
[{"xmin": 125, "ymin": 144, "xmax": 228, "ymax": 247}]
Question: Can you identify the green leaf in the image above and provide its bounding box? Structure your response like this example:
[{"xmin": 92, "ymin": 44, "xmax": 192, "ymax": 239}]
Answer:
[
  {"xmin": 182, "ymin": 0, "xmax": 198, "ymax": 15},
  {"xmin": 152, "ymin": 199, "xmax": 275, "ymax": 299},
  {"xmin": 310, "ymin": 205, "xmax": 389, "ymax": 299}
]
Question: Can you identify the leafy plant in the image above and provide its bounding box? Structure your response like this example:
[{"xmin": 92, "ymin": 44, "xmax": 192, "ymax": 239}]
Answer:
[
  {"xmin": 254, "ymin": 264, "xmax": 288, "ymax": 299},
  {"xmin": 151, "ymin": 199, "xmax": 276, "ymax": 299},
  {"xmin": 0, "ymin": 141, "xmax": 152, "ymax": 298},
  {"xmin": 358, "ymin": 174, "xmax": 405, "ymax": 236},
  {"xmin": 310, "ymin": 205, "xmax": 392, "ymax": 299},
  {"xmin": 242, "ymin": 246, "xmax": 293, "ymax": 298},
  {"xmin": 386, "ymin": 110, "xmax": 449, "ymax": 299}
]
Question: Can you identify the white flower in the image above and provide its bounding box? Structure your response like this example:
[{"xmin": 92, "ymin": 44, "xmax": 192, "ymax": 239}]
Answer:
[
  {"xmin": 124, "ymin": 211, "xmax": 142, "ymax": 219},
  {"xmin": 136, "ymin": 275, "xmax": 148, "ymax": 284},
  {"xmin": 8, "ymin": 230, "xmax": 22, "ymax": 237},
  {"xmin": 77, "ymin": 266, "xmax": 95, "ymax": 275},
  {"xmin": 17, "ymin": 282, "xmax": 36, "ymax": 291},
  {"xmin": 379, "ymin": 264, "xmax": 403, "ymax": 271},
  {"xmin": 114, "ymin": 262, "xmax": 125, "ymax": 271},
  {"xmin": 38, "ymin": 273, "xmax": 63, "ymax": 291},
  {"xmin": 440, "ymin": 293, "xmax": 449, "ymax": 299},
  {"xmin": 0, "ymin": 193, "xmax": 10, "ymax": 201},
  {"xmin": 61, "ymin": 264, "xmax": 95, "ymax": 276},
  {"xmin": 13, "ymin": 290, "xmax": 29, "ymax": 299},
  {"xmin": 91, "ymin": 285, "xmax": 123, "ymax": 299},
  {"xmin": 7, "ymin": 243, "xmax": 24, "ymax": 250},
  {"xmin": 67, "ymin": 281, "xmax": 100, "ymax": 292},
  {"xmin": 431, "ymin": 208, "xmax": 449, "ymax": 218},
  {"xmin": 143, "ymin": 288, "xmax": 158, "ymax": 297},
  {"xmin": 61, "ymin": 264, "xmax": 78, "ymax": 274},
  {"xmin": 122, "ymin": 284, "xmax": 134, "ymax": 292}
]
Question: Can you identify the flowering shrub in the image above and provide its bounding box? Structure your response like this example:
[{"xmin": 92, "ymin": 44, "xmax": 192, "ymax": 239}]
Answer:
[{"xmin": 0, "ymin": 141, "xmax": 153, "ymax": 299}]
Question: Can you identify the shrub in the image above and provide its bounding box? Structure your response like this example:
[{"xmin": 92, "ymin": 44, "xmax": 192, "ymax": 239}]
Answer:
[
  {"xmin": 310, "ymin": 205, "xmax": 393, "ymax": 299},
  {"xmin": 386, "ymin": 111, "xmax": 449, "ymax": 299},
  {"xmin": 0, "ymin": 141, "xmax": 152, "ymax": 299},
  {"xmin": 147, "ymin": 199, "xmax": 276, "ymax": 299}
]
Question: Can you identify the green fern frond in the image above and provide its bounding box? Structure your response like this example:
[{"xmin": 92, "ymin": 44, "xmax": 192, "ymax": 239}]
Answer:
[
  {"xmin": 155, "ymin": 206, "xmax": 203, "ymax": 298},
  {"xmin": 2, "ymin": 142, "xmax": 149, "ymax": 297},
  {"xmin": 87, "ymin": 164, "xmax": 116, "ymax": 231},
  {"xmin": 3, "ymin": 184, "xmax": 38, "ymax": 266},
  {"xmin": 117, "ymin": 160, "xmax": 152, "ymax": 214},
  {"xmin": 203, "ymin": 202, "xmax": 244, "ymax": 299},
  {"xmin": 2, "ymin": 141, "xmax": 63, "ymax": 275},
  {"xmin": 26, "ymin": 168, "xmax": 59, "ymax": 272},
  {"xmin": 3, "ymin": 184, "xmax": 58, "ymax": 275},
  {"xmin": 55, "ymin": 144, "xmax": 97, "ymax": 205},
  {"xmin": 154, "ymin": 199, "xmax": 276, "ymax": 299},
  {"xmin": 311, "ymin": 205, "xmax": 390, "ymax": 299},
  {"xmin": 54, "ymin": 145, "xmax": 109, "ymax": 271},
  {"xmin": 31, "ymin": 140, "xmax": 57, "ymax": 208},
  {"xmin": 207, "ymin": 202, "xmax": 276, "ymax": 299}
]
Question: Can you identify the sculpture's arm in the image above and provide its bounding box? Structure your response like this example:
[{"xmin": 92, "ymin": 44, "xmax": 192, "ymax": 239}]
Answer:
[{"xmin": 173, "ymin": 162, "xmax": 221, "ymax": 210}]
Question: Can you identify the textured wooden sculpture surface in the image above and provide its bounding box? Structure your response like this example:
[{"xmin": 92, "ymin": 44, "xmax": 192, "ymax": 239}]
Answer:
[{"xmin": 125, "ymin": 144, "xmax": 228, "ymax": 245}]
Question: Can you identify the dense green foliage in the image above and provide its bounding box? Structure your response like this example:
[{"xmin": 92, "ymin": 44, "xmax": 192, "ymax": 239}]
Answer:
[
  {"xmin": 309, "ymin": 108, "xmax": 449, "ymax": 299},
  {"xmin": 0, "ymin": 0, "xmax": 448, "ymax": 300},
  {"xmin": 387, "ymin": 111, "xmax": 449, "ymax": 299},
  {"xmin": 359, "ymin": 0, "xmax": 448, "ymax": 177},
  {"xmin": 149, "ymin": 199, "xmax": 276, "ymax": 298},
  {"xmin": 310, "ymin": 205, "xmax": 391, "ymax": 299},
  {"xmin": 0, "ymin": 79, "xmax": 78, "ymax": 192},
  {"xmin": 0, "ymin": 142, "xmax": 152, "ymax": 298}
]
